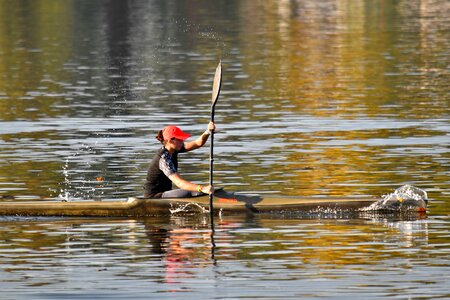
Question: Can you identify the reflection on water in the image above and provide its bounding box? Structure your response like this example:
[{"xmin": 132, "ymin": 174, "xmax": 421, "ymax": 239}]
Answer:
[
  {"xmin": 0, "ymin": 0, "xmax": 449, "ymax": 298},
  {"xmin": 0, "ymin": 214, "xmax": 446, "ymax": 298}
]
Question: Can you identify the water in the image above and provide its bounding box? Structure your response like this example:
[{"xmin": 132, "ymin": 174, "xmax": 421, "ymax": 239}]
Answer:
[
  {"xmin": 0, "ymin": 215, "xmax": 446, "ymax": 299},
  {"xmin": 0, "ymin": 0, "xmax": 449, "ymax": 298}
]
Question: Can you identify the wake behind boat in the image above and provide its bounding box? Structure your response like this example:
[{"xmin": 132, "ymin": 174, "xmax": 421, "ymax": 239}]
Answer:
[{"xmin": 0, "ymin": 185, "xmax": 427, "ymax": 217}]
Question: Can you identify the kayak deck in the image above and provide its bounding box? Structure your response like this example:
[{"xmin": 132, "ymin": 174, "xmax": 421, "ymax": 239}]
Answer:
[{"xmin": 0, "ymin": 189, "xmax": 377, "ymax": 217}]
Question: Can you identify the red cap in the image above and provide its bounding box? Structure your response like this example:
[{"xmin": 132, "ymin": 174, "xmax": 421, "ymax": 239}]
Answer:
[{"xmin": 162, "ymin": 126, "xmax": 191, "ymax": 141}]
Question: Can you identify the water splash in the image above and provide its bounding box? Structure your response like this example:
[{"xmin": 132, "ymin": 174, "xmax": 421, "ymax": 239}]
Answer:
[
  {"xmin": 57, "ymin": 144, "xmax": 105, "ymax": 201},
  {"xmin": 169, "ymin": 202, "xmax": 209, "ymax": 215},
  {"xmin": 174, "ymin": 18, "xmax": 228, "ymax": 59},
  {"xmin": 58, "ymin": 157, "xmax": 71, "ymax": 201},
  {"xmin": 169, "ymin": 202, "xmax": 210, "ymax": 215},
  {"xmin": 361, "ymin": 185, "xmax": 428, "ymax": 212}
]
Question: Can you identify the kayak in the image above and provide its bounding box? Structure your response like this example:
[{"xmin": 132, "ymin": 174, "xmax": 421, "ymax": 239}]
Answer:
[{"xmin": 0, "ymin": 189, "xmax": 378, "ymax": 217}]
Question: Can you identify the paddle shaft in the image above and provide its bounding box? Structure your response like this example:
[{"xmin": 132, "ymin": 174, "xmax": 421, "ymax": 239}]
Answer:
[{"xmin": 209, "ymin": 109, "xmax": 215, "ymax": 217}]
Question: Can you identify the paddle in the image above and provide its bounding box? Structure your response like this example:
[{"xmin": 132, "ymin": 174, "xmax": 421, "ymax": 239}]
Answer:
[{"xmin": 209, "ymin": 61, "xmax": 222, "ymax": 217}]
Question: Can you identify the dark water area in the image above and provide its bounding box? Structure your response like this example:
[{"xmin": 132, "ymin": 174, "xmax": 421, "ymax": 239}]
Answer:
[{"xmin": 0, "ymin": 0, "xmax": 449, "ymax": 298}]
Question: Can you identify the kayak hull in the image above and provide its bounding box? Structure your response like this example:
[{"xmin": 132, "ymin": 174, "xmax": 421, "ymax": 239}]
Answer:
[{"xmin": 0, "ymin": 189, "xmax": 377, "ymax": 217}]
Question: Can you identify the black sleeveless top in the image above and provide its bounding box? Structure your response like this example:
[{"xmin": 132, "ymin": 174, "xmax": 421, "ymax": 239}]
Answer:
[{"xmin": 143, "ymin": 146, "xmax": 185, "ymax": 198}]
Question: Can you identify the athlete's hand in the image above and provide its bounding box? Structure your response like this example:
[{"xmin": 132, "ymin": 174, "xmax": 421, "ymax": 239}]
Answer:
[
  {"xmin": 201, "ymin": 185, "xmax": 214, "ymax": 195},
  {"xmin": 207, "ymin": 121, "xmax": 216, "ymax": 133}
]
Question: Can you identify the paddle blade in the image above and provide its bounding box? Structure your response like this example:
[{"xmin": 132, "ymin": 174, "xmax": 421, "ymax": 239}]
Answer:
[{"xmin": 211, "ymin": 61, "xmax": 222, "ymax": 106}]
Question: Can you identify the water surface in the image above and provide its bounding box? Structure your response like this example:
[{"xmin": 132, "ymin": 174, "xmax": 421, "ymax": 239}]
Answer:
[{"xmin": 0, "ymin": 0, "xmax": 449, "ymax": 298}]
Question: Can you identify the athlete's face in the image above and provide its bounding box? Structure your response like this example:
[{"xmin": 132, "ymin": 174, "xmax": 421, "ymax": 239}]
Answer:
[{"xmin": 170, "ymin": 137, "xmax": 184, "ymax": 151}]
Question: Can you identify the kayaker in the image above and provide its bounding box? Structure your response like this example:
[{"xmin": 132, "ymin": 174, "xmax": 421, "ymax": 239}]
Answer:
[{"xmin": 143, "ymin": 122, "xmax": 215, "ymax": 198}]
